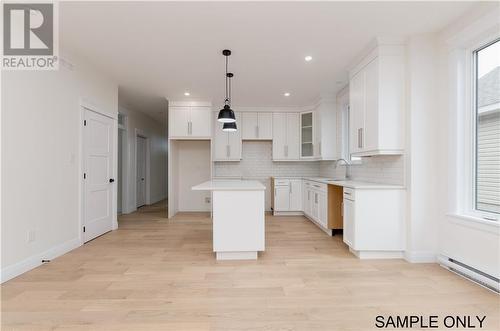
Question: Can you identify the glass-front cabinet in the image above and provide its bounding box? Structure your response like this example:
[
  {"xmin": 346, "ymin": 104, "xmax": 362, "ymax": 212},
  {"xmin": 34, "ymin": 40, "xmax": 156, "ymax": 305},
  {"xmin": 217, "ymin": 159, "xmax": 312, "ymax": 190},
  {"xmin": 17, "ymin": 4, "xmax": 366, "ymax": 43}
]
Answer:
[{"xmin": 301, "ymin": 111, "xmax": 314, "ymax": 158}]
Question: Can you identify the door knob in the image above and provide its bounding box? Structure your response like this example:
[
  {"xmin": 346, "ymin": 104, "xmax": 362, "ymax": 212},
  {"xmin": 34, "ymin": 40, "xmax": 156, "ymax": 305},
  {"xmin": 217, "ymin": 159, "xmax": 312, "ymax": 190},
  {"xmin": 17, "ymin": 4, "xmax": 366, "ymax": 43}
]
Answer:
[{"xmin": 109, "ymin": 178, "xmax": 115, "ymax": 183}]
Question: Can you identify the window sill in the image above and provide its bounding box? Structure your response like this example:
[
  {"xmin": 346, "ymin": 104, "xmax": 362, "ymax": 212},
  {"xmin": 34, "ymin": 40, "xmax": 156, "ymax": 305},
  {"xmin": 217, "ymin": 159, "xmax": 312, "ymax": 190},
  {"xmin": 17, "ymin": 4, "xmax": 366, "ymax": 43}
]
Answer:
[{"xmin": 447, "ymin": 213, "xmax": 500, "ymax": 235}]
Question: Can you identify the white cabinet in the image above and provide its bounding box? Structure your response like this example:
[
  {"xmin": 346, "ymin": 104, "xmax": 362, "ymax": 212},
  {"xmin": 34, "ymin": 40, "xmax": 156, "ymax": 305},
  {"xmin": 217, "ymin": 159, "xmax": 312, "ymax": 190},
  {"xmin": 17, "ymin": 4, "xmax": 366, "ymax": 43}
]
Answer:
[
  {"xmin": 313, "ymin": 100, "xmax": 338, "ymax": 160},
  {"xmin": 300, "ymin": 112, "xmax": 314, "ymax": 158},
  {"xmin": 213, "ymin": 112, "xmax": 241, "ymax": 161},
  {"xmin": 341, "ymin": 187, "xmax": 405, "ymax": 258},
  {"xmin": 272, "ymin": 178, "xmax": 302, "ymax": 214},
  {"xmin": 302, "ymin": 180, "xmax": 328, "ymax": 231},
  {"xmin": 348, "ymin": 43, "xmax": 405, "ymax": 156},
  {"xmin": 242, "ymin": 112, "xmax": 272, "ymax": 140},
  {"xmin": 169, "ymin": 105, "xmax": 212, "ymax": 138},
  {"xmin": 272, "ymin": 113, "xmax": 300, "ymax": 160}
]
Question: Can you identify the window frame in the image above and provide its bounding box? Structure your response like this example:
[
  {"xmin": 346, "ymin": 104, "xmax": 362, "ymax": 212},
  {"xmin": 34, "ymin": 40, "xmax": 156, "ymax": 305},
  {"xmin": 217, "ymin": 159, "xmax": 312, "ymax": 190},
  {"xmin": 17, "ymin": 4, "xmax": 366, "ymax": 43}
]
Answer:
[{"xmin": 468, "ymin": 37, "xmax": 500, "ymax": 220}]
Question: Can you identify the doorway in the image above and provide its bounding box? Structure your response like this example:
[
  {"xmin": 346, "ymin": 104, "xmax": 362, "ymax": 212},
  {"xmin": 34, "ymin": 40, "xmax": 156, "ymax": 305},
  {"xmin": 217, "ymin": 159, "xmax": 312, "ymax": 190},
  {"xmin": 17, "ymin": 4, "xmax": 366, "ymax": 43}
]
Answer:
[{"xmin": 136, "ymin": 134, "xmax": 150, "ymax": 208}]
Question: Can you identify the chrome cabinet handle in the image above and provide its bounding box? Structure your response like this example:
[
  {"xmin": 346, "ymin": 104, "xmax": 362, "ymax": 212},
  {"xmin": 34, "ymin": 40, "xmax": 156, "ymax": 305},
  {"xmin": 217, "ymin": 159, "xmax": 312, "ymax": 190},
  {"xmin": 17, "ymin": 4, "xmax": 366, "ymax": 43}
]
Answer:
[
  {"xmin": 358, "ymin": 128, "xmax": 362, "ymax": 148},
  {"xmin": 315, "ymin": 193, "xmax": 318, "ymax": 204},
  {"xmin": 187, "ymin": 122, "xmax": 190, "ymax": 135}
]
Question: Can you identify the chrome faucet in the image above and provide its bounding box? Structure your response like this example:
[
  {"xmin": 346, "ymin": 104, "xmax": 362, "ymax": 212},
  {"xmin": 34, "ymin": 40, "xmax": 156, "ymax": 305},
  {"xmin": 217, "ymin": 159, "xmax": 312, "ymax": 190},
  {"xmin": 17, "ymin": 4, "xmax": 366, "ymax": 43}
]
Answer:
[{"xmin": 335, "ymin": 158, "xmax": 351, "ymax": 180}]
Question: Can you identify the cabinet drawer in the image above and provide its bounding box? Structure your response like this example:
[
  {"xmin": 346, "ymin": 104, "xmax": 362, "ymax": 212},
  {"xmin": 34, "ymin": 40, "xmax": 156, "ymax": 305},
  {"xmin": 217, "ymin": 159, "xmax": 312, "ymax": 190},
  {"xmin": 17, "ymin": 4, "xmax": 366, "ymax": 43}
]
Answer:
[
  {"xmin": 343, "ymin": 187, "xmax": 355, "ymax": 200},
  {"xmin": 274, "ymin": 179, "xmax": 290, "ymax": 186},
  {"xmin": 311, "ymin": 182, "xmax": 327, "ymax": 193}
]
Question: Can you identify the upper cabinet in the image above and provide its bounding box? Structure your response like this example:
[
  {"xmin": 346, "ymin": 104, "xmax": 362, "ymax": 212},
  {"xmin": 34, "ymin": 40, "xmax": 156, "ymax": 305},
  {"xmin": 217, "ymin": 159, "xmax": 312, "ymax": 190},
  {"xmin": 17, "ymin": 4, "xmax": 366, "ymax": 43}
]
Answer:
[
  {"xmin": 169, "ymin": 103, "xmax": 212, "ymax": 139},
  {"xmin": 312, "ymin": 100, "xmax": 338, "ymax": 160},
  {"xmin": 272, "ymin": 113, "xmax": 300, "ymax": 160},
  {"xmin": 213, "ymin": 112, "xmax": 242, "ymax": 161},
  {"xmin": 349, "ymin": 43, "xmax": 405, "ymax": 156},
  {"xmin": 241, "ymin": 112, "xmax": 273, "ymax": 140},
  {"xmin": 300, "ymin": 112, "xmax": 314, "ymax": 158}
]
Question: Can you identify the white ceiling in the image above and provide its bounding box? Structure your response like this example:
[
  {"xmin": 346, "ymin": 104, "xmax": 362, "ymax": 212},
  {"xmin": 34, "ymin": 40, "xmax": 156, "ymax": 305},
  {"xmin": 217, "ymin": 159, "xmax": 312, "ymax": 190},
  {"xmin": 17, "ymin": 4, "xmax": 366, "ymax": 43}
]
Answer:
[{"xmin": 61, "ymin": 1, "xmax": 478, "ymax": 118}]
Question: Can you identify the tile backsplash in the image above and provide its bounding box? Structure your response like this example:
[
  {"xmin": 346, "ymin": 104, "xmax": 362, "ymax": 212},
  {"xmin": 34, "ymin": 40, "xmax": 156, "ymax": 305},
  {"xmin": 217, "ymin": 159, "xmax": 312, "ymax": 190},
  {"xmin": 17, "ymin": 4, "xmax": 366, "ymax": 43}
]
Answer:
[
  {"xmin": 213, "ymin": 141, "xmax": 405, "ymax": 187},
  {"xmin": 213, "ymin": 141, "xmax": 320, "ymax": 178},
  {"xmin": 319, "ymin": 155, "xmax": 405, "ymax": 186}
]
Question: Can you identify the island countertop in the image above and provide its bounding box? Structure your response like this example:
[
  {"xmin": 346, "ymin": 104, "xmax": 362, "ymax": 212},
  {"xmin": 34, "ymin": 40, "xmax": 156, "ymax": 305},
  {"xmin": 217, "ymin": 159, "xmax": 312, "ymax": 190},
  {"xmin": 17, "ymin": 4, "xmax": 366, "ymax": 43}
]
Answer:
[{"xmin": 192, "ymin": 180, "xmax": 266, "ymax": 191}]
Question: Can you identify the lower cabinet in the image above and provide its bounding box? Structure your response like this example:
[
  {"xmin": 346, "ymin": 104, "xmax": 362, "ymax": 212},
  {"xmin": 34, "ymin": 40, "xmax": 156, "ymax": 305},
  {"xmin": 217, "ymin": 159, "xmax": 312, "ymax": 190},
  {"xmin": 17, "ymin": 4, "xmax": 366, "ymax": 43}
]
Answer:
[
  {"xmin": 342, "ymin": 187, "xmax": 405, "ymax": 258},
  {"xmin": 272, "ymin": 178, "xmax": 302, "ymax": 214},
  {"xmin": 302, "ymin": 180, "xmax": 328, "ymax": 231}
]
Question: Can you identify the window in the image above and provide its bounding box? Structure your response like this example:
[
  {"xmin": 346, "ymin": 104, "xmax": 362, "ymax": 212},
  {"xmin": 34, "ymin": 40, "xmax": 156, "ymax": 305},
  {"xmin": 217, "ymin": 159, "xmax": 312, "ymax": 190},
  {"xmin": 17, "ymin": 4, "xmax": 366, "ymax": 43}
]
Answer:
[{"xmin": 473, "ymin": 39, "xmax": 500, "ymax": 217}]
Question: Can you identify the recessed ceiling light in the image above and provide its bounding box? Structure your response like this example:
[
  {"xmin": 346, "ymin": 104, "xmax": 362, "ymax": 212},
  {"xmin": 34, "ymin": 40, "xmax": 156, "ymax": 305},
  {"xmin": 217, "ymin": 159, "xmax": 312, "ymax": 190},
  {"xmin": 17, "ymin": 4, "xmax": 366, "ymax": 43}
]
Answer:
[
  {"xmin": 284, "ymin": 92, "xmax": 291, "ymax": 97},
  {"xmin": 184, "ymin": 92, "xmax": 190, "ymax": 96},
  {"xmin": 304, "ymin": 56, "xmax": 313, "ymax": 62}
]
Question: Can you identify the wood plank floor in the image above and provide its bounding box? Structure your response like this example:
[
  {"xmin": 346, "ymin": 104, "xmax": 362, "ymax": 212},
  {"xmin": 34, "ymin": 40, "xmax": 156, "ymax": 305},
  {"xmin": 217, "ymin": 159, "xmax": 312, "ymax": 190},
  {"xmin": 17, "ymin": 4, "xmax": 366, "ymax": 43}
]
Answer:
[{"xmin": 2, "ymin": 201, "xmax": 499, "ymax": 330}]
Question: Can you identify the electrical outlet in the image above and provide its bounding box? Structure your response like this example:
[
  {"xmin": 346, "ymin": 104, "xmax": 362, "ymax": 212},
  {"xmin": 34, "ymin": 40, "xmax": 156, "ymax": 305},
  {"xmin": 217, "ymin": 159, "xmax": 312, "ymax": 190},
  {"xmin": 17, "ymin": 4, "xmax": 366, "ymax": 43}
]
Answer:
[
  {"xmin": 27, "ymin": 230, "xmax": 35, "ymax": 243},
  {"xmin": 205, "ymin": 197, "xmax": 211, "ymax": 204}
]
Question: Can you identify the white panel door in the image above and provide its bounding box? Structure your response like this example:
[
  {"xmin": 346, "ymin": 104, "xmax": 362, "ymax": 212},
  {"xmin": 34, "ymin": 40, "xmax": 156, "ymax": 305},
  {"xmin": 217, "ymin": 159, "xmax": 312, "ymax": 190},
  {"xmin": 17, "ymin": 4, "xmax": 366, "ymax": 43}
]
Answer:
[
  {"xmin": 289, "ymin": 179, "xmax": 302, "ymax": 211},
  {"xmin": 287, "ymin": 113, "xmax": 300, "ymax": 160},
  {"xmin": 136, "ymin": 136, "xmax": 147, "ymax": 208},
  {"xmin": 169, "ymin": 106, "xmax": 189, "ymax": 137},
  {"xmin": 272, "ymin": 113, "xmax": 287, "ymax": 160},
  {"xmin": 190, "ymin": 106, "xmax": 212, "ymax": 137},
  {"xmin": 242, "ymin": 112, "xmax": 258, "ymax": 139},
  {"xmin": 258, "ymin": 113, "xmax": 273, "ymax": 139},
  {"xmin": 343, "ymin": 198, "xmax": 355, "ymax": 247},
  {"xmin": 84, "ymin": 109, "xmax": 114, "ymax": 243},
  {"xmin": 274, "ymin": 186, "xmax": 290, "ymax": 211}
]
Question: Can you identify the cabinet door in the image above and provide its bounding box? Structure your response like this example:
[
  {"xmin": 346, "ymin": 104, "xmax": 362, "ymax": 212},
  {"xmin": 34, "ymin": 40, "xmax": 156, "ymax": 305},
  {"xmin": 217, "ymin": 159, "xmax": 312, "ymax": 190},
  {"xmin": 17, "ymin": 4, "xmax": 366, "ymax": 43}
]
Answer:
[
  {"xmin": 300, "ymin": 112, "xmax": 314, "ymax": 158},
  {"xmin": 349, "ymin": 70, "xmax": 365, "ymax": 154},
  {"xmin": 274, "ymin": 185, "xmax": 290, "ymax": 211},
  {"xmin": 343, "ymin": 198, "xmax": 355, "ymax": 247},
  {"xmin": 287, "ymin": 113, "xmax": 300, "ymax": 160},
  {"xmin": 213, "ymin": 115, "xmax": 228, "ymax": 160},
  {"xmin": 314, "ymin": 110, "xmax": 321, "ymax": 158},
  {"xmin": 363, "ymin": 58, "xmax": 378, "ymax": 152},
  {"xmin": 318, "ymin": 192, "xmax": 328, "ymax": 228},
  {"xmin": 258, "ymin": 113, "xmax": 273, "ymax": 139},
  {"xmin": 190, "ymin": 106, "xmax": 212, "ymax": 137},
  {"xmin": 169, "ymin": 106, "xmax": 190, "ymax": 137},
  {"xmin": 289, "ymin": 179, "xmax": 302, "ymax": 211},
  {"xmin": 242, "ymin": 112, "xmax": 258, "ymax": 140},
  {"xmin": 272, "ymin": 113, "xmax": 287, "ymax": 160},
  {"xmin": 311, "ymin": 191, "xmax": 319, "ymax": 221},
  {"xmin": 227, "ymin": 112, "xmax": 242, "ymax": 160}
]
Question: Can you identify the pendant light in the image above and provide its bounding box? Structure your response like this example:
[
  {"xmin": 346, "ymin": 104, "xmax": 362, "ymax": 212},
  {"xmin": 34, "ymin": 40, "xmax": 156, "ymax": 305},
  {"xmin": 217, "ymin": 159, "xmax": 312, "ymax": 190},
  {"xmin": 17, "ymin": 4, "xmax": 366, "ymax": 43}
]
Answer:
[
  {"xmin": 217, "ymin": 49, "xmax": 236, "ymax": 123},
  {"xmin": 222, "ymin": 72, "xmax": 237, "ymax": 131}
]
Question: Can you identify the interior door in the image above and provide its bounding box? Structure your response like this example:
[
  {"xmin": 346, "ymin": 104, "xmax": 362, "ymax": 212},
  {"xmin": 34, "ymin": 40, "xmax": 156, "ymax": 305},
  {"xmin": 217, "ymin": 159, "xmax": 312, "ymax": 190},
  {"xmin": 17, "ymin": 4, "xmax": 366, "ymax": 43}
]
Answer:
[
  {"xmin": 136, "ymin": 135, "xmax": 147, "ymax": 208},
  {"xmin": 84, "ymin": 109, "xmax": 114, "ymax": 243}
]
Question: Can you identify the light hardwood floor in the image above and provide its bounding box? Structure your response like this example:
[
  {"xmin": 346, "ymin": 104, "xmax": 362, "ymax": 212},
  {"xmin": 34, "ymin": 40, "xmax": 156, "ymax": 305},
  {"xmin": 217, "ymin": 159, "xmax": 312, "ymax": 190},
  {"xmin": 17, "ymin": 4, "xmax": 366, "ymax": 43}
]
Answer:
[{"xmin": 1, "ymin": 201, "xmax": 499, "ymax": 330}]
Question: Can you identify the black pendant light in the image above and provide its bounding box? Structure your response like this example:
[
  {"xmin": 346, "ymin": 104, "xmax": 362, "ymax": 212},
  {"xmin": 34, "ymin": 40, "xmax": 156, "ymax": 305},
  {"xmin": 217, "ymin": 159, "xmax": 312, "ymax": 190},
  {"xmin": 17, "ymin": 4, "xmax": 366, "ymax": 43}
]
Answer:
[
  {"xmin": 217, "ymin": 49, "xmax": 236, "ymax": 123},
  {"xmin": 222, "ymin": 72, "xmax": 237, "ymax": 132}
]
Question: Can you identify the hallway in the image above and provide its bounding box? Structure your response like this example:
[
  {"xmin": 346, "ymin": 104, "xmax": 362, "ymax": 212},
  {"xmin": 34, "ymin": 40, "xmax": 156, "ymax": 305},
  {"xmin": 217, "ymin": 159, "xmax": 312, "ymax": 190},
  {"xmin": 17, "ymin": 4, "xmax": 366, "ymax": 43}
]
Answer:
[{"xmin": 1, "ymin": 202, "xmax": 498, "ymax": 330}]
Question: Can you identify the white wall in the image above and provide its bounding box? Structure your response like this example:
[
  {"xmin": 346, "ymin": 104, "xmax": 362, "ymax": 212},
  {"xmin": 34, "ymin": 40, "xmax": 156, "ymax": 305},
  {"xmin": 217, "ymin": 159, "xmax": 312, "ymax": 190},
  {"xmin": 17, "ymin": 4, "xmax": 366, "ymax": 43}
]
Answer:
[
  {"xmin": 118, "ymin": 105, "xmax": 167, "ymax": 213},
  {"xmin": 1, "ymin": 51, "xmax": 118, "ymax": 282},
  {"xmin": 176, "ymin": 140, "xmax": 211, "ymax": 212}
]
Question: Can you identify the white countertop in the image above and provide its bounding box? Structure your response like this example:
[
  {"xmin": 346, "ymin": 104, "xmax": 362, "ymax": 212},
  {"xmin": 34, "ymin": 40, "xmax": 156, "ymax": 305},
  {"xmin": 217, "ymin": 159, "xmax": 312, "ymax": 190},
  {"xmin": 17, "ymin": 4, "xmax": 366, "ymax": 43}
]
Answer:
[
  {"xmin": 273, "ymin": 176, "xmax": 405, "ymax": 190},
  {"xmin": 192, "ymin": 180, "xmax": 266, "ymax": 191}
]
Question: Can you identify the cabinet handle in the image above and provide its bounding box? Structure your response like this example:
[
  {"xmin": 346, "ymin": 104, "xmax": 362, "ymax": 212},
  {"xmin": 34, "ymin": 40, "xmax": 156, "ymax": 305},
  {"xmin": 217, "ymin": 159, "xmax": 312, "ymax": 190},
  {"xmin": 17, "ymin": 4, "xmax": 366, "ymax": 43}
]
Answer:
[
  {"xmin": 315, "ymin": 193, "xmax": 318, "ymax": 204},
  {"xmin": 357, "ymin": 128, "xmax": 362, "ymax": 148},
  {"xmin": 255, "ymin": 126, "xmax": 259, "ymax": 138},
  {"xmin": 187, "ymin": 122, "xmax": 190, "ymax": 135},
  {"xmin": 190, "ymin": 122, "xmax": 193, "ymax": 135},
  {"xmin": 289, "ymin": 184, "xmax": 292, "ymax": 194}
]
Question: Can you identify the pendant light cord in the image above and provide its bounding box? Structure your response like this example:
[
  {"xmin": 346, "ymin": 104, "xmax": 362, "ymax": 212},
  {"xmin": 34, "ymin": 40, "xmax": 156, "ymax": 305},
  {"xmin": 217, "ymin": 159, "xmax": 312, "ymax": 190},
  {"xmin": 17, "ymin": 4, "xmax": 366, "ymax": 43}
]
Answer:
[{"xmin": 225, "ymin": 56, "xmax": 229, "ymax": 105}]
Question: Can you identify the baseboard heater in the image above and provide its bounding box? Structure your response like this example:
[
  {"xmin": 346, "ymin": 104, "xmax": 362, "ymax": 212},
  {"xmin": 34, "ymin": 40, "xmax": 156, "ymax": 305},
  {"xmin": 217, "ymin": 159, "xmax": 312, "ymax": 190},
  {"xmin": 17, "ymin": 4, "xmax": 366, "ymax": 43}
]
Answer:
[{"xmin": 438, "ymin": 255, "xmax": 499, "ymax": 293}]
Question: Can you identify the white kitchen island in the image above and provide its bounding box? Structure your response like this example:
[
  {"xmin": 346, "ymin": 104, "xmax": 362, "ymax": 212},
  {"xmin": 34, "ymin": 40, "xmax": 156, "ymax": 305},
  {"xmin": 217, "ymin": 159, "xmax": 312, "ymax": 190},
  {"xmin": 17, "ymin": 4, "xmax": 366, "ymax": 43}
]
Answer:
[{"xmin": 192, "ymin": 180, "xmax": 265, "ymax": 260}]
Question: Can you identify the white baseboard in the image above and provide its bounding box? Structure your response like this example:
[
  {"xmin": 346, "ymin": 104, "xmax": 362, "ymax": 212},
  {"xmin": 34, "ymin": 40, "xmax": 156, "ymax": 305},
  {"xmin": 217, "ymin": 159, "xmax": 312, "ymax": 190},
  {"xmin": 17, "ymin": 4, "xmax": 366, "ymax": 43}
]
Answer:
[
  {"xmin": 350, "ymin": 248, "xmax": 405, "ymax": 259},
  {"xmin": 404, "ymin": 250, "xmax": 437, "ymax": 263},
  {"xmin": 0, "ymin": 237, "xmax": 81, "ymax": 283}
]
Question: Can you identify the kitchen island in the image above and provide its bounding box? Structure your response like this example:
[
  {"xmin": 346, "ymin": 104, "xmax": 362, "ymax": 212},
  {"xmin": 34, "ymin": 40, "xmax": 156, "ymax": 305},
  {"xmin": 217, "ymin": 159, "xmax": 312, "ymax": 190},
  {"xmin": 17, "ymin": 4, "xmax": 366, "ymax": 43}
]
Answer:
[{"xmin": 192, "ymin": 180, "xmax": 265, "ymax": 260}]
